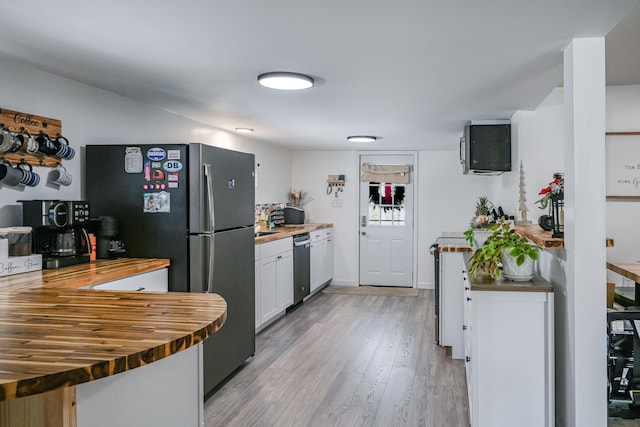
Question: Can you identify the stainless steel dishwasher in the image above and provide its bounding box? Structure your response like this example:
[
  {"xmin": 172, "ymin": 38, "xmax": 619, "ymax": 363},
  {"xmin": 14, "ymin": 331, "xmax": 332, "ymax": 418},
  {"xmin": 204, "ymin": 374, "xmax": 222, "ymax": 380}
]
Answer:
[{"xmin": 288, "ymin": 232, "xmax": 311, "ymax": 311}]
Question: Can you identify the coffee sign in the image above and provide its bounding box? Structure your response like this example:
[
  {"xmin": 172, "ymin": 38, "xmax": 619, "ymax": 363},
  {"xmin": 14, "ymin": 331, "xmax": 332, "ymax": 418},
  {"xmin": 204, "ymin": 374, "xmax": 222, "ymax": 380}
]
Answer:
[{"xmin": 0, "ymin": 108, "xmax": 62, "ymax": 137}]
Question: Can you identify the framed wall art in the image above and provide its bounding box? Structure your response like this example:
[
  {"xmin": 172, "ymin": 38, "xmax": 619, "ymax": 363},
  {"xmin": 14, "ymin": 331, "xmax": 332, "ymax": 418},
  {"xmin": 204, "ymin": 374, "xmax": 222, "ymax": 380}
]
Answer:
[{"xmin": 606, "ymin": 132, "xmax": 640, "ymax": 199}]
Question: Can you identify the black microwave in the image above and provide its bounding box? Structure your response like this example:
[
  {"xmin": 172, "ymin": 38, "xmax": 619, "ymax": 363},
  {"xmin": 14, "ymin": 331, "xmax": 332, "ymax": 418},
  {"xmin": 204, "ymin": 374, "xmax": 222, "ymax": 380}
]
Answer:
[{"xmin": 460, "ymin": 124, "xmax": 511, "ymax": 175}]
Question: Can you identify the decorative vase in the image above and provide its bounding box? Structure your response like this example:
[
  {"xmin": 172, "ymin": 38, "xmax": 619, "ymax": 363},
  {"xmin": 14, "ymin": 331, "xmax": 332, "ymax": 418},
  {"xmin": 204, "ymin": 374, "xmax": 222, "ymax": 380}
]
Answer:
[
  {"xmin": 500, "ymin": 249, "xmax": 536, "ymax": 281},
  {"xmin": 472, "ymin": 230, "xmax": 490, "ymax": 251}
]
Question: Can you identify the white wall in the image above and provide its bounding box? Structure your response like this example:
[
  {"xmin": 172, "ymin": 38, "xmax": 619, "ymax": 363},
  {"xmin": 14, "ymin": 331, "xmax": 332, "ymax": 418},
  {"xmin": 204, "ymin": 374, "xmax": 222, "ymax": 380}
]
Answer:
[
  {"xmin": 290, "ymin": 151, "xmax": 359, "ymax": 286},
  {"xmin": 506, "ymin": 89, "xmax": 565, "ymax": 222},
  {"xmin": 0, "ymin": 57, "xmax": 292, "ymax": 226},
  {"xmin": 418, "ymin": 151, "xmax": 501, "ymax": 288},
  {"xmin": 292, "ymin": 149, "xmax": 502, "ymax": 288}
]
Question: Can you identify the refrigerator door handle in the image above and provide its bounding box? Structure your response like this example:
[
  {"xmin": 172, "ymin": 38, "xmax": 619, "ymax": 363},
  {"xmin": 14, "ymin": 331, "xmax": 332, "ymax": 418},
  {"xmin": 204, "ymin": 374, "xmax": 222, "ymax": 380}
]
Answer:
[
  {"xmin": 203, "ymin": 163, "xmax": 215, "ymax": 233},
  {"xmin": 206, "ymin": 233, "xmax": 215, "ymax": 293}
]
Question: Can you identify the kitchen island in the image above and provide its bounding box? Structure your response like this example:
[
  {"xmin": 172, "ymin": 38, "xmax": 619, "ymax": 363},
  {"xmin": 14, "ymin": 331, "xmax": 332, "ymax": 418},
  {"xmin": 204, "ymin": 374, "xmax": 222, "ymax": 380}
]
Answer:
[{"xmin": 0, "ymin": 258, "xmax": 227, "ymax": 427}]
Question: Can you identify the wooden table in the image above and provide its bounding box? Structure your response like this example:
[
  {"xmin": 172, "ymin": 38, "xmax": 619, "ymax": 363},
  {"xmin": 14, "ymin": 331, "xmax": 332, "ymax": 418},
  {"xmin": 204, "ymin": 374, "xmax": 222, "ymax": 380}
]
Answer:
[{"xmin": 607, "ymin": 260, "xmax": 640, "ymax": 304}]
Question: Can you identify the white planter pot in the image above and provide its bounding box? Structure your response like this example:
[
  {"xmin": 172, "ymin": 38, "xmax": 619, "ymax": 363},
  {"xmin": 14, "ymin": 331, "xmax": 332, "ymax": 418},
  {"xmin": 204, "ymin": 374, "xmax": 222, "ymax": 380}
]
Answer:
[
  {"xmin": 472, "ymin": 230, "xmax": 490, "ymax": 251},
  {"xmin": 500, "ymin": 248, "xmax": 536, "ymax": 281}
]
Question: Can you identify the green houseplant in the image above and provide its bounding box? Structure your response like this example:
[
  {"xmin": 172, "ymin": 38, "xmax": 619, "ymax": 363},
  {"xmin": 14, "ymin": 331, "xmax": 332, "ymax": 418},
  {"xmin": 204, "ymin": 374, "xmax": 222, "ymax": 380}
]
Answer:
[
  {"xmin": 464, "ymin": 196, "xmax": 494, "ymax": 250},
  {"xmin": 467, "ymin": 218, "xmax": 538, "ymax": 280}
]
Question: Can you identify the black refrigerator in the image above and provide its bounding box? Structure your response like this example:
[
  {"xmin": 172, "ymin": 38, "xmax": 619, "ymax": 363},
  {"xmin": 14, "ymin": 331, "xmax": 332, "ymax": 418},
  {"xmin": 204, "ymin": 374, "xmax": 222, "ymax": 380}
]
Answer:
[{"xmin": 85, "ymin": 143, "xmax": 255, "ymax": 397}]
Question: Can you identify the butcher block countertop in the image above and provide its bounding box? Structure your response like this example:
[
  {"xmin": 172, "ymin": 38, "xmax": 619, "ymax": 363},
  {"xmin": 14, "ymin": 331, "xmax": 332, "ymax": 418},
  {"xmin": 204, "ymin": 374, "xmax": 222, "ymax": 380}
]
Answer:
[
  {"xmin": 463, "ymin": 253, "xmax": 554, "ymax": 293},
  {"xmin": 255, "ymin": 223, "xmax": 333, "ymax": 244},
  {"xmin": 0, "ymin": 257, "xmax": 171, "ymax": 292},
  {"xmin": 0, "ymin": 258, "xmax": 227, "ymax": 402}
]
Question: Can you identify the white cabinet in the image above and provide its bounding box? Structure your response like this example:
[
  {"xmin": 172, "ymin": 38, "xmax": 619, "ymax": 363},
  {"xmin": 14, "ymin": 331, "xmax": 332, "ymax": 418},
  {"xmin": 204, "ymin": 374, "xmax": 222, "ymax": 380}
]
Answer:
[
  {"xmin": 256, "ymin": 237, "xmax": 293, "ymax": 331},
  {"xmin": 439, "ymin": 252, "xmax": 465, "ymax": 359},
  {"xmin": 77, "ymin": 343, "xmax": 203, "ymax": 427},
  {"xmin": 462, "ymin": 264, "xmax": 554, "ymax": 427},
  {"xmin": 310, "ymin": 227, "xmax": 333, "ymax": 294},
  {"xmin": 87, "ymin": 268, "xmax": 168, "ymax": 292},
  {"xmin": 255, "ymin": 258, "xmax": 261, "ymax": 329}
]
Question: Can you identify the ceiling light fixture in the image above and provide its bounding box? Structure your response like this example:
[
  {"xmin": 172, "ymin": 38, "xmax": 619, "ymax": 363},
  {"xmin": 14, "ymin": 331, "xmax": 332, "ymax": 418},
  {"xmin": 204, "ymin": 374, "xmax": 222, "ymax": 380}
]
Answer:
[
  {"xmin": 347, "ymin": 135, "xmax": 377, "ymax": 143},
  {"xmin": 257, "ymin": 72, "xmax": 314, "ymax": 90},
  {"xmin": 235, "ymin": 127, "xmax": 254, "ymax": 133}
]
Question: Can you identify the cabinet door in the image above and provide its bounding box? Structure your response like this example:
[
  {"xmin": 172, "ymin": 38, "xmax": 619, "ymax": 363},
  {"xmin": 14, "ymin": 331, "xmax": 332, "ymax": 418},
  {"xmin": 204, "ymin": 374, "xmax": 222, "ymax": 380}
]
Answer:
[
  {"xmin": 310, "ymin": 240, "xmax": 323, "ymax": 292},
  {"xmin": 322, "ymin": 236, "xmax": 333, "ymax": 283},
  {"xmin": 259, "ymin": 256, "xmax": 279, "ymax": 324},
  {"xmin": 91, "ymin": 269, "xmax": 168, "ymax": 292},
  {"xmin": 255, "ymin": 260, "xmax": 261, "ymax": 330},
  {"xmin": 276, "ymin": 250, "xmax": 293, "ymax": 311}
]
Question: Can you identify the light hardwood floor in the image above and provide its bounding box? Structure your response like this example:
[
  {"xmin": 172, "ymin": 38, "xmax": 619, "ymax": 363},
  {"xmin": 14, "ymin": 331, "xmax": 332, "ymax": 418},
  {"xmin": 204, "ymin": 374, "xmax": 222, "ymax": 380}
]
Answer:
[{"xmin": 204, "ymin": 289, "xmax": 470, "ymax": 427}]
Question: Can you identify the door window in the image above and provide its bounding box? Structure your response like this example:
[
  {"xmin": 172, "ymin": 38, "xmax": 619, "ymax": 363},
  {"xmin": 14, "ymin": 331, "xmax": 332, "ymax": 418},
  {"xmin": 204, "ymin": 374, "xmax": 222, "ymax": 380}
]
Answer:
[{"xmin": 367, "ymin": 182, "xmax": 406, "ymax": 226}]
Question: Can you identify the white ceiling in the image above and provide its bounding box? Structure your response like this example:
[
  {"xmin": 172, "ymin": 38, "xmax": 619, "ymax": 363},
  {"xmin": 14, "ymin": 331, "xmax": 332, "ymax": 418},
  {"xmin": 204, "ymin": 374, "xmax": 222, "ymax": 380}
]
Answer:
[{"xmin": 0, "ymin": 0, "xmax": 638, "ymax": 151}]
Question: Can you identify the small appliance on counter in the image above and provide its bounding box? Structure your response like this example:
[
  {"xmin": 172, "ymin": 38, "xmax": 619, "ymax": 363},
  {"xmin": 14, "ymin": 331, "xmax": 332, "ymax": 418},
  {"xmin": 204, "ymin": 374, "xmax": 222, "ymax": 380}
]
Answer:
[
  {"xmin": 88, "ymin": 216, "xmax": 126, "ymax": 259},
  {"xmin": 20, "ymin": 200, "xmax": 92, "ymax": 269},
  {"xmin": 0, "ymin": 226, "xmax": 42, "ymax": 277},
  {"xmin": 284, "ymin": 206, "xmax": 305, "ymax": 224}
]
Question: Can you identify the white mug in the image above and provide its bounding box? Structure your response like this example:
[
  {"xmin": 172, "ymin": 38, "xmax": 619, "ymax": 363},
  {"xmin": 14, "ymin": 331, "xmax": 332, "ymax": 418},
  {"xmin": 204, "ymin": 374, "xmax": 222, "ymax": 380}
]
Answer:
[{"xmin": 47, "ymin": 164, "xmax": 72, "ymax": 186}]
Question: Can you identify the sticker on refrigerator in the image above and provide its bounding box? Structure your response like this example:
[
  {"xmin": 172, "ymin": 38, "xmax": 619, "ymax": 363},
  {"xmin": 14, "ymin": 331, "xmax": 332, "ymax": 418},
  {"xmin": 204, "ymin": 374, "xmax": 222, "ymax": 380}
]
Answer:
[
  {"xmin": 163, "ymin": 160, "xmax": 183, "ymax": 172},
  {"xmin": 152, "ymin": 169, "xmax": 165, "ymax": 181},
  {"xmin": 124, "ymin": 147, "xmax": 143, "ymax": 173},
  {"xmin": 167, "ymin": 150, "xmax": 181, "ymax": 160},
  {"xmin": 167, "ymin": 172, "xmax": 180, "ymax": 182},
  {"xmin": 143, "ymin": 191, "xmax": 170, "ymax": 213},
  {"xmin": 147, "ymin": 147, "xmax": 166, "ymax": 161},
  {"xmin": 151, "ymin": 161, "xmax": 162, "ymax": 169},
  {"xmin": 144, "ymin": 160, "xmax": 151, "ymax": 181}
]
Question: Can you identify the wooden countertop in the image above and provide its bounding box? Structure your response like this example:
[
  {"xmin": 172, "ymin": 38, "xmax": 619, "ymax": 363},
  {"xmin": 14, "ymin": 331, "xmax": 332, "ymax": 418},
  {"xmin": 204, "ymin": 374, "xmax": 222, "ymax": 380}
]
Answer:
[
  {"xmin": 438, "ymin": 243, "xmax": 472, "ymax": 253},
  {"xmin": 515, "ymin": 224, "xmax": 614, "ymax": 248},
  {"xmin": 255, "ymin": 223, "xmax": 333, "ymax": 244},
  {"xmin": 463, "ymin": 253, "xmax": 554, "ymax": 293},
  {"xmin": 0, "ymin": 258, "xmax": 226, "ymax": 402},
  {"xmin": 0, "ymin": 258, "xmax": 171, "ymax": 292}
]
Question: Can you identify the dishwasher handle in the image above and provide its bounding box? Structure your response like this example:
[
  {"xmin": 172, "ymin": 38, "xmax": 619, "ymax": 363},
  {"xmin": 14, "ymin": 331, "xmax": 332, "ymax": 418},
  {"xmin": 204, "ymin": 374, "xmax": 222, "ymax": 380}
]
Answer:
[
  {"xmin": 293, "ymin": 233, "xmax": 311, "ymax": 247},
  {"xmin": 294, "ymin": 238, "xmax": 311, "ymax": 247}
]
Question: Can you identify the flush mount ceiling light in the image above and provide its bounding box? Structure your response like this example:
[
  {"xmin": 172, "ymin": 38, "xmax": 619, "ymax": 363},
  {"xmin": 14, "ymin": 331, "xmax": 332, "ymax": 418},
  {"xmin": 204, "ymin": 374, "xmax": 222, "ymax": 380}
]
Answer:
[
  {"xmin": 235, "ymin": 127, "xmax": 254, "ymax": 133},
  {"xmin": 347, "ymin": 135, "xmax": 377, "ymax": 143},
  {"xmin": 257, "ymin": 72, "xmax": 314, "ymax": 90}
]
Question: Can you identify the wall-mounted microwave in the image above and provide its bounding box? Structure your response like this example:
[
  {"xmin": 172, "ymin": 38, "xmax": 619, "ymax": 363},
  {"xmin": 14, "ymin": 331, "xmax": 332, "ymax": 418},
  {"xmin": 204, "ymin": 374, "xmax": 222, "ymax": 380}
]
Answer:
[{"xmin": 460, "ymin": 124, "xmax": 511, "ymax": 175}]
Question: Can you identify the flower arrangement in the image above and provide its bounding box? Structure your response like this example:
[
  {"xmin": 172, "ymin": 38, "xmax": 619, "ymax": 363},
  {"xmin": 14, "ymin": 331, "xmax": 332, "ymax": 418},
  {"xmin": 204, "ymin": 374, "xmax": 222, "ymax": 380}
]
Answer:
[{"xmin": 536, "ymin": 173, "xmax": 564, "ymax": 209}]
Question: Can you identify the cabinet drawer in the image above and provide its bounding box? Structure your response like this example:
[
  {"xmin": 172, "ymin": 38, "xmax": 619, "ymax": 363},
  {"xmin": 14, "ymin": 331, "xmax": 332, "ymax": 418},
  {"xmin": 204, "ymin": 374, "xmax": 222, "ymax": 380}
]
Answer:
[
  {"xmin": 323, "ymin": 228, "xmax": 333, "ymax": 239},
  {"xmin": 259, "ymin": 237, "xmax": 293, "ymax": 258},
  {"xmin": 311, "ymin": 227, "xmax": 332, "ymax": 242}
]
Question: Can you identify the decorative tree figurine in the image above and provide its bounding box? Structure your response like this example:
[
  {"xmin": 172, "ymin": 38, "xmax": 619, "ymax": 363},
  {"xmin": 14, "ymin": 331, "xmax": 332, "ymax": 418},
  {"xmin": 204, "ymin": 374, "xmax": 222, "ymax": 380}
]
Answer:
[{"xmin": 517, "ymin": 161, "xmax": 532, "ymax": 225}]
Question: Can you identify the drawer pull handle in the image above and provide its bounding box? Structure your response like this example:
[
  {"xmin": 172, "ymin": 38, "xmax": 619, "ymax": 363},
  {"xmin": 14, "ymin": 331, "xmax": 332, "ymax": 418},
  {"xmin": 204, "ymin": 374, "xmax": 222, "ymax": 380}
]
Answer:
[
  {"xmin": 136, "ymin": 287, "xmax": 146, "ymax": 291},
  {"xmin": 463, "ymin": 325, "xmax": 467, "ymax": 330},
  {"xmin": 467, "ymin": 297, "xmax": 472, "ymax": 302},
  {"xmin": 466, "ymin": 356, "xmax": 471, "ymax": 363}
]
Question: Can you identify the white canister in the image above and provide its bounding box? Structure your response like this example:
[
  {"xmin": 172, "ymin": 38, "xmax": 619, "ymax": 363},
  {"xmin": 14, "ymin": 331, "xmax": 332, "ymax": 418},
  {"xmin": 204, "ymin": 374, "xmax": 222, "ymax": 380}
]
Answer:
[
  {"xmin": 0, "ymin": 228, "xmax": 8, "ymax": 259},
  {"xmin": 6, "ymin": 227, "xmax": 32, "ymax": 256}
]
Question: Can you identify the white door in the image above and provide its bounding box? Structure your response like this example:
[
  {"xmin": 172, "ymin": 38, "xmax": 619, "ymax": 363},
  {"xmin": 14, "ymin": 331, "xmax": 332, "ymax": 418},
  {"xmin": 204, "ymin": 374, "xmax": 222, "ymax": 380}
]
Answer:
[{"xmin": 359, "ymin": 154, "xmax": 414, "ymax": 287}]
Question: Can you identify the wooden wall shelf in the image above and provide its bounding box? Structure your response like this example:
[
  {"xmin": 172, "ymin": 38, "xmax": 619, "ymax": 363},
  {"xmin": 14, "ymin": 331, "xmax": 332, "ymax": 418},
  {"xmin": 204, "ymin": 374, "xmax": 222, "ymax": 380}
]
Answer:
[
  {"xmin": 0, "ymin": 108, "xmax": 64, "ymax": 168},
  {"xmin": 1, "ymin": 152, "xmax": 60, "ymax": 168},
  {"xmin": 515, "ymin": 224, "xmax": 614, "ymax": 248}
]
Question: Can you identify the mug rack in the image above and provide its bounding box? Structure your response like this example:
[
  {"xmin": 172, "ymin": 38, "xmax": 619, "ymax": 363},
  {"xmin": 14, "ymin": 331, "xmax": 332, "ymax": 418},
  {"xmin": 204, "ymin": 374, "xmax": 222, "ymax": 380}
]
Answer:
[
  {"xmin": 0, "ymin": 107, "xmax": 63, "ymax": 168},
  {"xmin": 327, "ymin": 174, "xmax": 345, "ymax": 187}
]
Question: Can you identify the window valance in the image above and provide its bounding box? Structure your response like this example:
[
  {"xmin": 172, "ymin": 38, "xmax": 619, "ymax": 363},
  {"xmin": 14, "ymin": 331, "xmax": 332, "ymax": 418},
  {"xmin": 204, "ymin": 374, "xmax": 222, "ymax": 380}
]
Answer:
[{"xmin": 360, "ymin": 163, "xmax": 411, "ymax": 184}]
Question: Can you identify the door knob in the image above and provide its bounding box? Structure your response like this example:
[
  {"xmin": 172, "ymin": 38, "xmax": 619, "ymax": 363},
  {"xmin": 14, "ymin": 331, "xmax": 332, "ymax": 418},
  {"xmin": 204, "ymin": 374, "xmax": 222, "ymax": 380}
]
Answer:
[{"xmin": 361, "ymin": 231, "xmax": 367, "ymax": 236}]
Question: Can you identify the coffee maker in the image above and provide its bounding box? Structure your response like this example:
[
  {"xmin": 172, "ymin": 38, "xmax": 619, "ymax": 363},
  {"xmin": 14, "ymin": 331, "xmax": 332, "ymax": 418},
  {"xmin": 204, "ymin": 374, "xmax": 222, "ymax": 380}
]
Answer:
[
  {"xmin": 89, "ymin": 216, "xmax": 126, "ymax": 259},
  {"xmin": 20, "ymin": 200, "xmax": 92, "ymax": 269}
]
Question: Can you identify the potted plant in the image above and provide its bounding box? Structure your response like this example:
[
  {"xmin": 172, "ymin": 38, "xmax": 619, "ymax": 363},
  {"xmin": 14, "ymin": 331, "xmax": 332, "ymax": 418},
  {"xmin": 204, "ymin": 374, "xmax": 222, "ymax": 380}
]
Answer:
[
  {"xmin": 464, "ymin": 196, "xmax": 493, "ymax": 250},
  {"xmin": 467, "ymin": 218, "xmax": 538, "ymax": 281}
]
